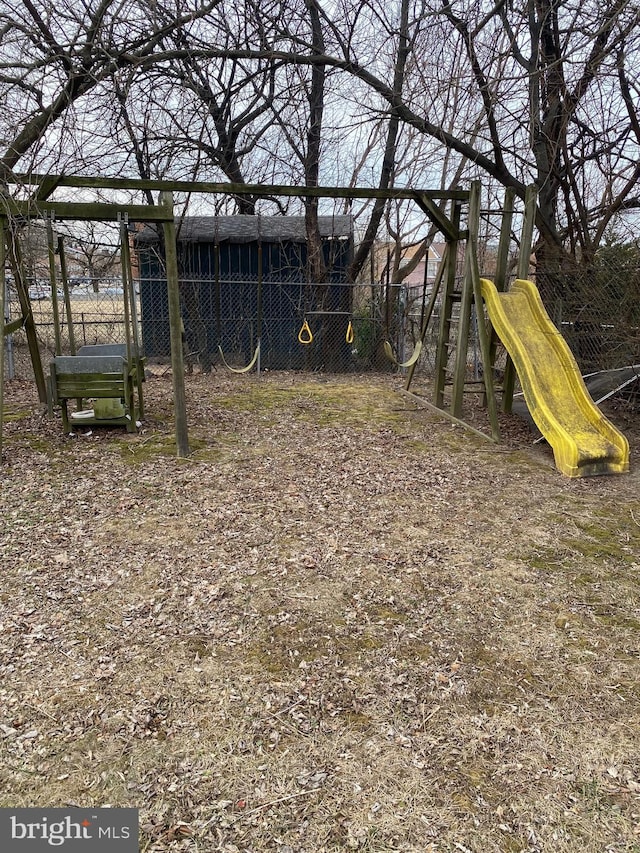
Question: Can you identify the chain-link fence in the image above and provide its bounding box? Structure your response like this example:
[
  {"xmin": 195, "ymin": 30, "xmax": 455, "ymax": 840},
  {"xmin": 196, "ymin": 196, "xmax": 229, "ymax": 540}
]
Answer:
[
  {"xmin": 4, "ymin": 285, "xmax": 133, "ymax": 379},
  {"xmin": 3, "ymin": 239, "xmax": 639, "ymax": 387},
  {"xmin": 534, "ymin": 255, "xmax": 640, "ymax": 374},
  {"xmin": 5, "ymin": 272, "xmax": 638, "ymax": 383},
  {"xmin": 3, "ymin": 277, "xmax": 460, "ymax": 379},
  {"xmin": 141, "ymin": 277, "xmax": 358, "ymax": 373}
]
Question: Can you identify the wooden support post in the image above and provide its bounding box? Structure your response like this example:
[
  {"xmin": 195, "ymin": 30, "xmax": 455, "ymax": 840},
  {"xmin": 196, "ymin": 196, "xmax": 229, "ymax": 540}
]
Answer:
[
  {"xmin": 484, "ymin": 188, "xmax": 514, "ymax": 408},
  {"xmin": 494, "ymin": 188, "xmax": 515, "ymax": 293},
  {"xmin": 502, "ymin": 184, "xmax": 538, "ymax": 412},
  {"xmin": 160, "ymin": 192, "xmax": 190, "ymax": 458},
  {"xmin": 57, "ymin": 235, "xmax": 83, "ymax": 411},
  {"xmin": 518, "ymin": 185, "xmax": 537, "ymax": 279},
  {"xmin": 451, "ymin": 181, "xmax": 481, "ymax": 418},
  {"xmin": 119, "ymin": 220, "xmax": 133, "ymax": 368},
  {"xmin": 450, "ymin": 182, "xmax": 500, "ymax": 439},
  {"xmin": 46, "ymin": 218, "xmax": 63, "ymax": 357},
  {"xmin": 6, "ymin": 230, "xmax": 47, "ymax": 403},
  {"xmin": 57, "ymin": 236, "xmax": 76, "ymax": 355},
  {"xmin": 433, "ymin": 200, "xmax": 462, "ymax": 409},
  {"xmin": 0, "ymin": 217, "xmax": 5, "ymax": 460},
  {"xmin": 120, "ymin": 219, "xmax": 145, "ymax": 418},
  {"xmin": 469, "ymin": 234, "xmax": 501, "ymax": 441}
]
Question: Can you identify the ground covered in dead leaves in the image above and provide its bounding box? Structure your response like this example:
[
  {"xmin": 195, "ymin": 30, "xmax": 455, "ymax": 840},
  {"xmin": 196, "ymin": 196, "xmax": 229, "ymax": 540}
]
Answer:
[{"xmin": 1, "ymin": 371, "xmax": 639, "ymax": 853}]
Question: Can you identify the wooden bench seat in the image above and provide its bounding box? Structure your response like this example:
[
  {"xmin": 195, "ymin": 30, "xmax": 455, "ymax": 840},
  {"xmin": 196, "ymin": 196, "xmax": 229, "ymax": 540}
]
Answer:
[
  {"xmin": 49, "ymin": 355, "xmax": 137, "ymax": 433},
  {"xmin": 76, "ymin": 345, "xmax": 146, "ymax": 416}
]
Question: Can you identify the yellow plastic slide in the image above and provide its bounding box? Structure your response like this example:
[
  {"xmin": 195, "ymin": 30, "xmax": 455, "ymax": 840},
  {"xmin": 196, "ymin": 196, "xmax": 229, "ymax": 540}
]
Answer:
[{"xmin": 480, "ymin": 278, "xmax": 629, "ymax": 477}]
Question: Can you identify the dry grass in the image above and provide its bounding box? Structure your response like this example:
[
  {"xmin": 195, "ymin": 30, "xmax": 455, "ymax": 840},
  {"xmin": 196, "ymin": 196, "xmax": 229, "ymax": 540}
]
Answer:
[{"xmin": 1, "ymin": 370, "xmax": 639, "ymax": 853}]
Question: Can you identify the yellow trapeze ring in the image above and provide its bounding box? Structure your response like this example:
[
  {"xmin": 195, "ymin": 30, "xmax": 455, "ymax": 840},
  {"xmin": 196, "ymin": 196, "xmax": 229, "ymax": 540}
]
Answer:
[{"xmin": 298, "ymin": 319, "xmax": 313, "ymax": 344}]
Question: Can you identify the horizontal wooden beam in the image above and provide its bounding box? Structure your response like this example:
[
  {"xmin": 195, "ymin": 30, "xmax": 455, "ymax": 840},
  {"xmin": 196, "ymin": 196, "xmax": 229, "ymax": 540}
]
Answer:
[
  {"xmin": 1, "ymin": 199, "xmax": 174, "ymax": 222},
  {"xmin": 401, "ymin": 389, "xmax": 498, "ymax": 443},
  {"xmin": 8, "ymin": 173, "xmax": 469, "ymax": 203}
]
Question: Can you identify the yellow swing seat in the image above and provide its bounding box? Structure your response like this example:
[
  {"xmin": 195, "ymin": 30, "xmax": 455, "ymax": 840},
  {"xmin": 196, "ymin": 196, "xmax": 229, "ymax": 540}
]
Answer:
[
  {"xmin": 383, "ymin": 339, "xmax": 423, "ymax": 368},
  {"xmin": 218, "ymin": 341, "xmax": 261, "ymax": 374}
]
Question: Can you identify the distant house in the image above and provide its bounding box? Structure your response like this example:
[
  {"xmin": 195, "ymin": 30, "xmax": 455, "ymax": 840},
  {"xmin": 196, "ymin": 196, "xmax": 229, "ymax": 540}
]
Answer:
[
  {"xmin": 135, "ymin": 215, "xmax": 354, "ymax": 371},
  {"xmin": 370, "ymin": 241, "xmax": 446, "ymax": 288},
  {"xmin": 398, "ymin": 242, "xmax": 446, "ymax": 288}
]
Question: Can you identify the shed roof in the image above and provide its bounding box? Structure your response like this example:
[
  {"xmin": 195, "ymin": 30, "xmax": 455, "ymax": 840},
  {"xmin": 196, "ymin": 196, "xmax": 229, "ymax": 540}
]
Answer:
[{"xmin": 136, "ymin": 215, "xmax": 353, "ymax": 244}]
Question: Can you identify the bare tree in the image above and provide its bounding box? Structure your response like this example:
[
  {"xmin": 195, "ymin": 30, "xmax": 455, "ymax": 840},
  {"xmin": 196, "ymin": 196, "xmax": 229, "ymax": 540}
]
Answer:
[
  {"xmin": 165, "ymin": 0, "xmax": 639, "ymax": 296},
  {"xmin": 0, "ymin": 0, "xmax": 223, "ymax": 182},
  {"xmin": 62, "ymin": 221, "xmax": 120, "ymax": 289},
  {"xmin": 3, "ymin": 0, "xmax": 638, "ymax": 308}
]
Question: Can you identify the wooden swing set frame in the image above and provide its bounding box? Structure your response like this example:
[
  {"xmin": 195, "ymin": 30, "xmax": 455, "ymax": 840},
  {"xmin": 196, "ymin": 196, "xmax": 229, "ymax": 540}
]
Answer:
[{"xmin": 1, "ymin": 173, "xmax": 535, "ymax": 460}]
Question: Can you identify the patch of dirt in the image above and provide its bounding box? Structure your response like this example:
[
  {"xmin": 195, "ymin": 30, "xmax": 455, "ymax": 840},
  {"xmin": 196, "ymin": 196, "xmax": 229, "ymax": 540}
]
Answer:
[{"xmin": 1, "ymin": 371, "xmax": 639, "ymax": 852}]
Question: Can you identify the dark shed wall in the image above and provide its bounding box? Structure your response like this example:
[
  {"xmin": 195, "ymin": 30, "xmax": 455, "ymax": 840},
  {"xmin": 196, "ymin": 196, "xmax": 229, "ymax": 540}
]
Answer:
[{"xmin": 136, "ymin": 216, "xmax": 354, "ymax": 370}]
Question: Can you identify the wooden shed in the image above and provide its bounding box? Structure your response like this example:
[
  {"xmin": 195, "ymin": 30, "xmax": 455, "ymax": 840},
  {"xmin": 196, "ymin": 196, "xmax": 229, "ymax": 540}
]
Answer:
[{"xmin": 135, "ymin": 215, "xmax": 354, "ymax": 371}]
